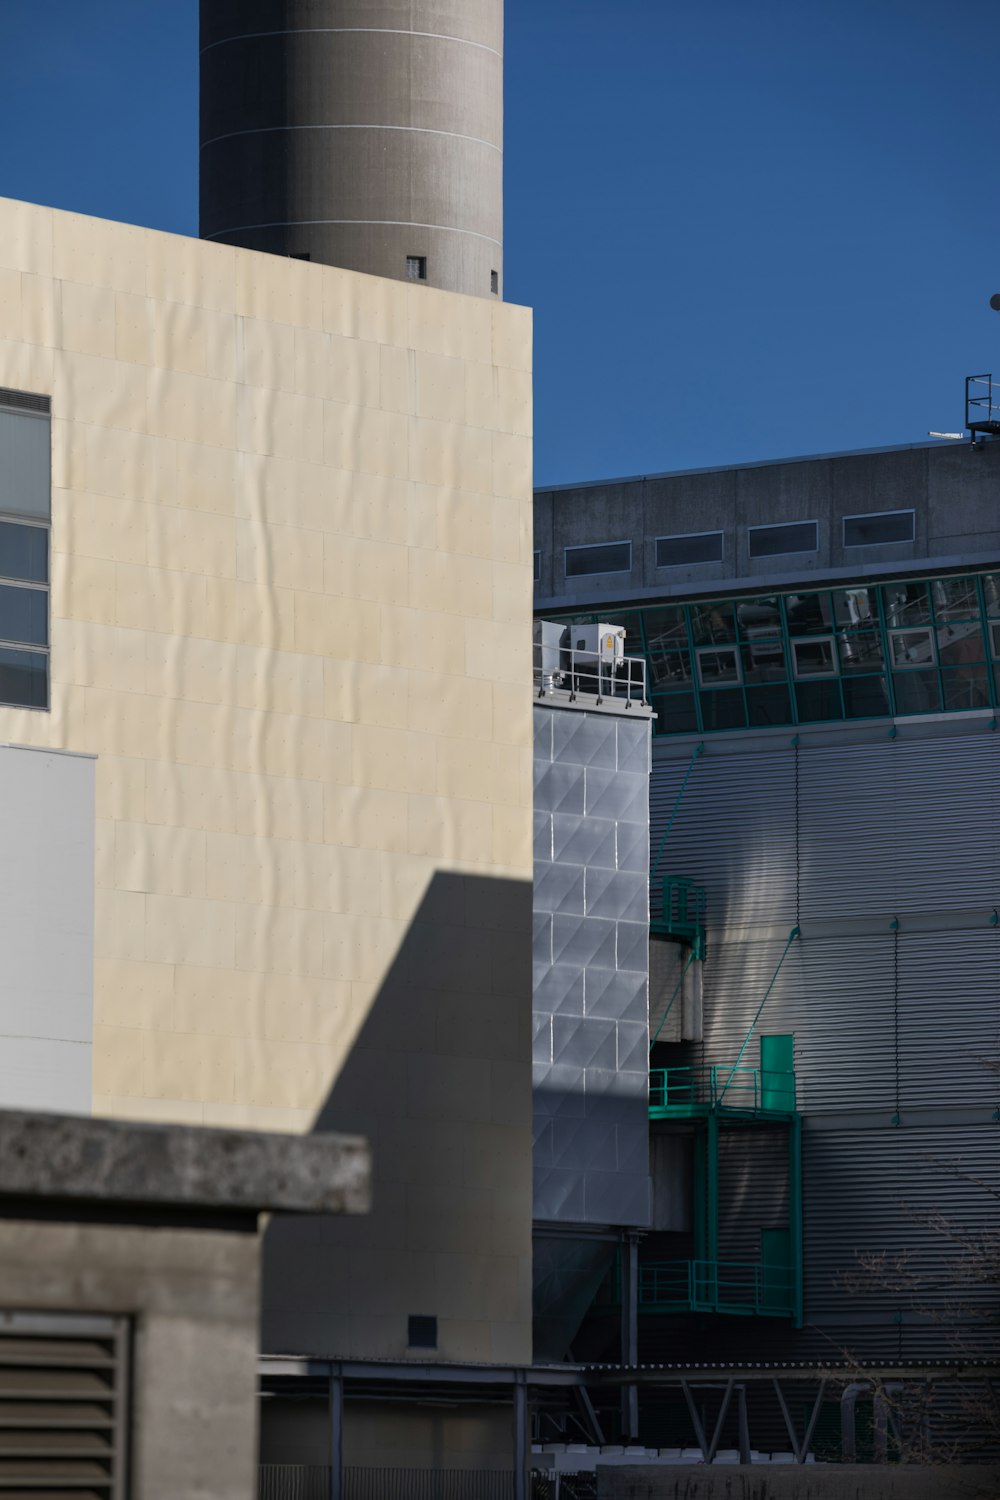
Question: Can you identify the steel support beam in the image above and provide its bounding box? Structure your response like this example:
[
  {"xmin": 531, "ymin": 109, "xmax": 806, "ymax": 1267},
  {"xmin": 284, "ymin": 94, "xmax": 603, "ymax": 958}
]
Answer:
[
  {"xmin": 737, "ymin": 1385, "xmax": 751, "ymax": 1464},
  {"xmin": 328, "ymin": 1370, "xmax": 343, "ymax": 1500},
  {"xmin": 620, "ymin": 1234, "xmax": 639, "ymax": 1440},
  {"xmin": 513, "ymin": 1372, "xmax": 528, "ymax": 1500},
  {"xmin": 789, "ymin": 1113, "xmax": 804, "ymax": 1328},
  {"xmin": 705, "ymin": 1378, "xmax": 734, "ymax": 1463}
]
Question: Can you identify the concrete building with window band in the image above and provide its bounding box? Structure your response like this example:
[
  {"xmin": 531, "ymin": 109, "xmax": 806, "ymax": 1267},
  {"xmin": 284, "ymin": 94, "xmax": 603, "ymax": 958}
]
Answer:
[{"xmin": 531, "ymin": 444, "xmax": 1000, "ymax": 1455}]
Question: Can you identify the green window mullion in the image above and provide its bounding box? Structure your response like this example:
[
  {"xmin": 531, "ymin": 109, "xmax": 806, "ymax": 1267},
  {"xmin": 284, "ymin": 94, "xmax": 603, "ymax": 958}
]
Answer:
[
  {"xmin": 928, "ymin": 584, "xmax": 948, "ymax": 713},
  {"xmin": 876, "ymin": 584, "xmax": 898, "ymax": 719},
  {"xmin": 974, "ymin": 574, "xmax": 998, "ymax": 713},
  {"xmin": 833, "ymin": 659, "xmax": 847, "ymax": 722},
  {"xmin": 777, "ymin": 595, "xmax": 801, "ymax": 726},
  {"xmin": 683, "ymin": 603, "xmax": 706, "ymax": 735}
]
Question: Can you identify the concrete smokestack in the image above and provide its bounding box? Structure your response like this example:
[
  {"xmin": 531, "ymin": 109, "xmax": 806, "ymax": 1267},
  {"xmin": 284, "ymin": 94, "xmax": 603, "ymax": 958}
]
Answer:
[{"xmin": 199, "ymin": 2, "xmax": 503, "ymax": 300}]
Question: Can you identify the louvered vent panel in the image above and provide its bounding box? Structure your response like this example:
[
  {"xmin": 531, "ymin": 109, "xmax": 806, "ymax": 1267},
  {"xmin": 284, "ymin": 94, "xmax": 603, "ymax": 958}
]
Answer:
[
  {"xmin": 0, "ymin": 389, "xmax": 50, "ymax": 416},
  {"xmin": 0, "ymin": 1315, "xmax": 127, "ymax": 1500}
]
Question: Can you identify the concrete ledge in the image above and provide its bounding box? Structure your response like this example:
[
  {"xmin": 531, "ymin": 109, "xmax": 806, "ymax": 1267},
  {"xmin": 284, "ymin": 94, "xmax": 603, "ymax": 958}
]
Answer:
[
  {"xmin": 596, "ymin": 1464, "xmax": 1000, "ymax": 1500},
  {"xmin": 0, "ymin": 1110, "xmax": 370, "ymax": 1217}
]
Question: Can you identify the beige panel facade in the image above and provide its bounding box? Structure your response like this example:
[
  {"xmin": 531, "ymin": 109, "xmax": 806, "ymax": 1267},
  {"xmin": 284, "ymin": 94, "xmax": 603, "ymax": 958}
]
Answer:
[{"xmin": 0, "ymin": 196, "xmax": 534, "ymax": 1364}]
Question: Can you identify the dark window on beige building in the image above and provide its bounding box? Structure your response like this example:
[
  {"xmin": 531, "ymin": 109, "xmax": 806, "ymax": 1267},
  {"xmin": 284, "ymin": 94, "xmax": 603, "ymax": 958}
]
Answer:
[{"xmin": 0, "ymin": 388, "xmax": 50, "ymax": 710}]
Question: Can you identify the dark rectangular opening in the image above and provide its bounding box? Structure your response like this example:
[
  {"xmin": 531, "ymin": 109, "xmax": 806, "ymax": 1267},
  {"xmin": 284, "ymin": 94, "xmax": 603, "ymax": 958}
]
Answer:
[
  {"xmin": 843, "ymin": 510, "xmax": 915, "ymax": 547},
  {"xmin": 490, "ymin": 269, "xmax": 499, "ymax": 295},
  {"xmin": 565, "ymin": 541, "xmax": 632, "ymax": 578},
  {"xmin": 748, "ymin": 521, "xmax": 818, "ymax": 558},
  {"xmin": 656, "ymin": 531, "xmax": 723, "ymax": 568},
  {"xmin": 407, "ymin": 1315, "xmax": 437, "ymax": 1349},
  {"xmin": 406, "ymin": 256, "xmax": 428, "ymax": 282}
]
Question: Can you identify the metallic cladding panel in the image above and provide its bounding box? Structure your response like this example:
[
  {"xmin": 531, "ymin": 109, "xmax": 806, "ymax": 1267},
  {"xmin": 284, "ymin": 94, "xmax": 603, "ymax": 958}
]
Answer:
[
  {"xmin": 533, "ymin": 704, "xmax": 651, "ymax": 1227},
  {"xmin": 649, "ymin": 721, "xmax": 1000, "ymax": 1358},
  {"xmin": 717, "ymin": 1127, "xmax": 788, "ymax": 1263},
  {"xmin": 802, "ymin": 1125, "xmax": 1000, "ymax": 1358},
  {"xmin": 649, "ymin": 747, "xmax": 797, "ymax": 932},
  {"xmin": 199, "ymin": 0, "xmax": 503, "ymax": 298},
  {"xmin": 700, "ymin": 935, "xmax": 899, "ymax": 1115},
  {"xmin": 797, "ymin": 730, "xmax": 1000, "ymax": 920},
  {"xmin": 897, "ymin": 930, "xmax": 1000, "ymax": 1110},
  {"xmin": 0, "ymin": 746, "xmax": 94, "ymax": 1115}
]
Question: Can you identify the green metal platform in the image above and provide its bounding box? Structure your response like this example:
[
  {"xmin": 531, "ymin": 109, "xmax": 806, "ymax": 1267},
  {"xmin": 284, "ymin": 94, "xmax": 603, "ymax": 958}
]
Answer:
[
  {"xmin": 640, "ymin": 1258, "xmax": 796, "ymax": 1317},
  {"xmin": 648, "ymin": 1061, "xmax": 797, "ymax": 1120}
]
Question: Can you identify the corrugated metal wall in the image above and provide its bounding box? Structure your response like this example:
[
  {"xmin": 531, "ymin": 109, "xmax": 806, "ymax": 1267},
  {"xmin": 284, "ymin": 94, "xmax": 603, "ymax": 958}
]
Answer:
[
  {"xmin": 717, "ymin": 1129, "xmax": 788, "ymax": 1263},
  {"xmin": 648, "ymin": 722, "xmax": 1000, "ymax": 1361}
]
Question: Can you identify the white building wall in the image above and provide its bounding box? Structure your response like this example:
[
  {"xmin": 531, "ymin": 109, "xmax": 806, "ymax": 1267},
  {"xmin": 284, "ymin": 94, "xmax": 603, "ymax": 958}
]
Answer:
[{"xmin": 0, "ymin": 744, "xmax": 94, "ymax": 1113}]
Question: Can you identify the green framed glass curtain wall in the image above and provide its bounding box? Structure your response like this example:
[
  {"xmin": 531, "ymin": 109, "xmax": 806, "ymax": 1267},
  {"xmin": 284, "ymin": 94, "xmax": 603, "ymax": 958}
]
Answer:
[{"xmin": 545, "ymin": 570, "xmax": 1000, "ymax": 737}]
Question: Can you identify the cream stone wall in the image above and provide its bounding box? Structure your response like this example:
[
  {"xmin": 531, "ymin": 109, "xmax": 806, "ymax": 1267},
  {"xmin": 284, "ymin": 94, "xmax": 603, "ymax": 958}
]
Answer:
[{"xmin": 0, "ymin": 196, "xmax": 534, "ymax": 1364}]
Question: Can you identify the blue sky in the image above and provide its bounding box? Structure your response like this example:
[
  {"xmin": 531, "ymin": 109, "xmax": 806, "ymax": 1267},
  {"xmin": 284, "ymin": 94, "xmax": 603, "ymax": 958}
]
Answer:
[{"xmin": 1, "ymin": 1, "xmax": 996, "ymax": 486}]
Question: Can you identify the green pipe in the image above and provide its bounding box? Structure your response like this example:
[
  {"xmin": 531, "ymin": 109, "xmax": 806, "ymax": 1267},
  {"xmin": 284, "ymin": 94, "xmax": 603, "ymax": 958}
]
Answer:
[{"xmin": 718, "ymin": 925, "xmax": 800, "ymax": 1101}]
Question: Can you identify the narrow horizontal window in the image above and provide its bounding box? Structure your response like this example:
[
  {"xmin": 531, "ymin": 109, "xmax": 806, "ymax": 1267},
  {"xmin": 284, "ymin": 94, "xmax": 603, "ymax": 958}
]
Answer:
[
  {"xmin": 843, "ymin": 510, "xmax": 914, "ymax": 547},
  {"xmin": 0, "ymin": 388, "xmax": 50, "ymax": 415},
  {"xmin": 656, "ymin": 531, "xmax": 723, "ymax": 568},
  {"xmin": 748, "ymin": 521, "xmax": 818, "ymax": 558},
  {"xmin": 0, "ymin": 519, "xmax": 48, "ymax": 584},
  {"xmin": 564, "ymin": 541, "xmax": 632, "ymax": 578}
]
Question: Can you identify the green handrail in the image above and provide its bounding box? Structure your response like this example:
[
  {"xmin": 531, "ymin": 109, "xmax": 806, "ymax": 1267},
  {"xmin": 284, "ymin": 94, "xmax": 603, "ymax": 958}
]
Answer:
[
  {"xmin": 648, "ymin": 1064, "xmax": 797, "ymax": 1115},
  {"xmin": 639, "ymin": 1258, "xmax": 795, "ymax": 1317}
]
